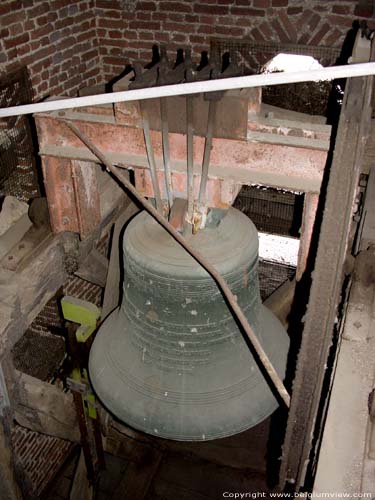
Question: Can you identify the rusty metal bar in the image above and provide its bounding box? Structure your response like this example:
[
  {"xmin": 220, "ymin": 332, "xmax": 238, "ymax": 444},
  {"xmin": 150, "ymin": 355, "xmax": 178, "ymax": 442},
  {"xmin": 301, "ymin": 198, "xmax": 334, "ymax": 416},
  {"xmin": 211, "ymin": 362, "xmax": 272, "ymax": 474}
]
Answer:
[
  {"xmin": 139, "ymin": 101, "xmax": 163, "ymax": 214},
  {"xmin": 160, "ymin": 98, "xmax": 174, "ymax": 212},
  {"xmin": 198, "ymin": 99, "xmax": 216, "ymax": 206},
  {"xmin": 63, "ymin": 119, "xmax": 291, "ymax": 409},
  {"xmin": 186, "ymin": 95, "xmax": 194, "ymax": 225}
]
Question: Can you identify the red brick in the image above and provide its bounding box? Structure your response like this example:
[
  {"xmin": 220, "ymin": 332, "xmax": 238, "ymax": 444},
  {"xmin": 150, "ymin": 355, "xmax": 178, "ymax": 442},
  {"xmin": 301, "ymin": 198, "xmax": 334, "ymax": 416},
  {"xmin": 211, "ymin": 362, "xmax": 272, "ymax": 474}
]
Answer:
[
  {"xmin": 271, "ymin": 18, "xmax": 289, "ymax": 42},
  {"xmin": 8, "ymin": 22, "xmax": 23, "ymax": 36},
  {"xmin": 231, "ymin": 6, "xmax": 265, "ymax": 16},
  {"xmin": 168, "ymin": 12, "xmax": 185, "ymax": 22},
  {"xmin": 136, "ymin": 11, "xmax": 152, "ymax": 20},
  {"xmin": 189, "ymin": 34, "xmax": 206, "ymax": 44},
  {"xmin": 108, "ymin": 30, "xmax": 123, "ymax": 39},
  {"xmin": 172, "ymin": 33, "xmax": 187, "ymax": 42},
  {"xmin": 98, "ymin": 19, "xmax": 126, "ymax": 29},
  {"xmin": 215, "ymin": 25, "xmax": 244, "ymax": 36},
  {"xmin": 185, "ymin": 14, "xmax": 199, "ymax": 22},
  {"xmin": 298, "ymin": 32, "xmax": 310, "ymax": 45},
  {"xmin": 164, "ymin": 22, "xmax": 196, "ymax": 33},
  {"xmin": 251, "ymin": 26, "xmax": 266, "ymax": 42},
  {"xmin": 139, "ymin": 30, "xmax": 154, "ymax": 40},
  {"xmin": 296, "ymin": 8, "xmax": 313, "ymax": 30},
  {"xmin": 287, "ymin": 6, "xmax": 302, "ymax": 15},
  {"xmin": 125, "ymin": 30, "xmax": 138, "ymax": 39},
  {"xmin": 102, "ymin": 9, "xmax": 122, "ymax": 19},
  {"xmin": 193, "ymin": 4, "xmax": 229, "ymax": 15},
  {"xmin": 152, "ymin": 12, "xmax": 168, "ymax": 20},
  {"xmin": 4, "ymin": 32, "xmax": 29, "ymax": 49},
  {"xmin": 31, "ymin": 24, "xmax": 51, "ymax": 40},
  {"xmin": 0, "ymin": 27, "xmax": 9, "ymax": 39},
  {"xmin": 199, "ymin": 24, "xmax": 215, "ymax": 34},
  {"xmin": 131, "ymin": 21, "xmax": 160, "ymax": 30},
  {"xmin": 160, "ymin": 2, "xmax": 192, "ymax": 13},
  {"xmin": 1, "ymin": 10, "xmax": 26, "ymax": 26},
  {"xmin": 325, "ymin": 27, "xmax": 343, "ymax": 47},
  {"xmin": 307, "ymin": 13, "xmax": 320, "ymax": 31},
  {"xmin": 279, "ymin": 9, "xmax": 297, "ymax": 42},
  {"xmin": 309, "ymin": 22, "xmax": 330, "ymax": 46},
  {"xmin": 332, "ymin": 4, "xmax": 351, "ymax": 15},
  {"xmin": 259, "ymin": 20, "xmax": 273, "ymax": 38},
  {"xmin": 16, "ymin": 43, "xmax": 31, "ymax": 56},
  {"xmin": 96, "ymin": 0, "xmax": 120, "ymax": 9},
  {"xmin": 354, "ymin": 4, "xmax": 374, "ymax": 17},
  {"xmin": 253, "ymin": 0, "xmax": 270, "ymax": 6},
  {"xmin": 136, "ymin": 1, "xmax": 157, "ymax": 10},
  {"xmin": 328, "ymin": 14, "xmax": 353, "ymax": 27},
  {"xmin": 199, "ymin": 15, "xmax": 216, "ymax": 24},
  {"xmin": 27, "ymin": 3, "xmax": 50, "ymax": 17},
  {"xmin": 272, "ymin": 0, "xmax": 288, "ymax": 6}
]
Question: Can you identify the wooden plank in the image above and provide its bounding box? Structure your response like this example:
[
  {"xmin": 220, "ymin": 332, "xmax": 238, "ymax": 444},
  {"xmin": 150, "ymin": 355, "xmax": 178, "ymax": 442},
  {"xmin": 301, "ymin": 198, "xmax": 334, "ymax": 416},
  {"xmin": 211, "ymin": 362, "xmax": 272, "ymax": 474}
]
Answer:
[
  {"xmin": 41, "ymin": 156, "xmax": 80, "ymax": 234},
  {"xmin": 0, "ymin": 358, "xmax": 22, "ymax": 500},
  {"xmin": 296, "ymin": 192, "xmax": 319, "ymax": 281},
  {"xmin": 0, "ymin": 231, "xmax": 71, "ymax": 356},
  {"xmin": 70, "ymin": 450, "xmax": 93, "ymax": 500},
  {"xmin": 280, "ymin": 67, "xmax": 374, "ymax": 488},
  {"xmin": 36, "ymin": 112, "xmax": 327, "ymax": 193},
  {"xmin": 13, "ymin": 371, "xmax": 79, "ymax": 443},
  {"xmin": 71, "ymin": 160, "xmax": 101, "ymax": 239},
  {"xmin": 111, "ymin": 448, "xmax": 162, "ymax": 500}
]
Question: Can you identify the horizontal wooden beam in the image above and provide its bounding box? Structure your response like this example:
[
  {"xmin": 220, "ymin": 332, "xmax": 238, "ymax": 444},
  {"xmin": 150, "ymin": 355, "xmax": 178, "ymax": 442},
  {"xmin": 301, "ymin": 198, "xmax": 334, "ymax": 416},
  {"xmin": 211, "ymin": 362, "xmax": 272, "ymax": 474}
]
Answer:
[{"xmin": 36, "ymin": 112, "xmax": 327, "ymax": 193}]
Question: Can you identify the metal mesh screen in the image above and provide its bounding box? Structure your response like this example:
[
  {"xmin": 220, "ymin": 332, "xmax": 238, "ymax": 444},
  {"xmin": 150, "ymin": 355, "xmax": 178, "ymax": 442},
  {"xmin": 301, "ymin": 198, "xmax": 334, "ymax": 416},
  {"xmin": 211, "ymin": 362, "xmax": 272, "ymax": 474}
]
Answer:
[
  {"xmin": 259, "ymin": 259, "xmax": 295, "ymax": 301},
  {"xmin": 0, "ymin": 65, "xmax": 39, "ymax": 201},
  {"xmin": 210, "ymin": 38, "xmax": 341, "ymax": 74},
  {"xmin": 234, "ymin": 186, "xmax": 303, "ymax": 237}
]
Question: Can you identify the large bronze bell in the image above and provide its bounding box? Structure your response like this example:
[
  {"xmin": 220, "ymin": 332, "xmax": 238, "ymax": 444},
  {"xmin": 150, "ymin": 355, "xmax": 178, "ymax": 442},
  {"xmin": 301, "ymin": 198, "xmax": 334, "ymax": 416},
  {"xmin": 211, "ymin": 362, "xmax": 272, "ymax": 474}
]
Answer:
[{"xmin": 89, "ymin": 208, "xmax": 289, "ymax": 441}]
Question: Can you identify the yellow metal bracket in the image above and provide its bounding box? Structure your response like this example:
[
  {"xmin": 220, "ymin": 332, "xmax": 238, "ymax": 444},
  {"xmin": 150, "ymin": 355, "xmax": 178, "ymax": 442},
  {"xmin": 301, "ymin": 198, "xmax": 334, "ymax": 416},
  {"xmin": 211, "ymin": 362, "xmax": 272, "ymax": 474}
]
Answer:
[
  {"xmin": 61, "ymin": 296, "xmax": 101, "ymax": 343},
  {"xmin": 61, "ymin": 295, "xmax": 101, "ymax": 419}
]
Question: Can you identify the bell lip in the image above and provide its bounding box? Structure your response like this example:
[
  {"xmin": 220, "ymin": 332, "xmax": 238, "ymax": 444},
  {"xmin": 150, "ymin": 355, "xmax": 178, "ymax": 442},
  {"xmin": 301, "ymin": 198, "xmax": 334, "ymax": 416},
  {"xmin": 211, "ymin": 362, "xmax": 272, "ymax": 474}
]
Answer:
[{"xmin": 88, "ymin": 306, "xmax": 289, "ymax": 442}]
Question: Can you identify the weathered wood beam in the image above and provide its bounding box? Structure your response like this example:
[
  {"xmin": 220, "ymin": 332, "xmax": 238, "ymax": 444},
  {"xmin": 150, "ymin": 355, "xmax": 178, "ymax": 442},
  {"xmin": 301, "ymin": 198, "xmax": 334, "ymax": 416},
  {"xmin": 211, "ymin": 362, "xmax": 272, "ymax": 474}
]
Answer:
[
  {"xmin": 0, "ymin": 231, "xmax": 71, "ymax": 356},
  {"xmin": 13, "ymin": 371, "xmax": 79, "ymax": 443},
  {"xmin": 0, "ymin": 357, "xmax": 23, "ymax": 500},
  {"xmin": 36, "ymin": 112, "xmax": 327, "ymax": 193},
  {"xmin": 280, "ymin": 67, "xmax": 375, "ymax": 487}
]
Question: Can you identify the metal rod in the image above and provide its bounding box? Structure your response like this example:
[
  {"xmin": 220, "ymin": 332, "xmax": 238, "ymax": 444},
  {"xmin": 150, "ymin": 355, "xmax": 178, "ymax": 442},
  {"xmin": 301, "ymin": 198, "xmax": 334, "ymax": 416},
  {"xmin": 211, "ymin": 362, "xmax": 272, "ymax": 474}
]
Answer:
[
  {"xmin": 160, "ymin": 97, "xmax": 174, "ymax": 211},
  {"xmin": 63, "ymin": 120, "xmax": 291, "ymax": 409},
  {"xmin": 198, "ymin": 99, "xmax": 216, "ymax": 205},
  {"xmin": 186, "ymin": 95, "xmax": 194, "ymax": 224},
  {"xmin": 139, "ymin": 101, "xmax": 163, "ymax": 214},
  {"xmin": 1, "ymin": 63, "xmax": 375, "ymax": 117}
]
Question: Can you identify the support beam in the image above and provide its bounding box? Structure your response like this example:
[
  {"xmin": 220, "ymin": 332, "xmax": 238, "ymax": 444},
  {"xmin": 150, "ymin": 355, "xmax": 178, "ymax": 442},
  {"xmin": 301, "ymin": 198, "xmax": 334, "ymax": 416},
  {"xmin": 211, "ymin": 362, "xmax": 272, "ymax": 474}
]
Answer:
[
  {"xmin": 13, "ymin": 371, "xmax": 79, "ymax": 443},
  {"xmin": 280, "ymin": 68, "xmax": 375, "ymax": 488},
  {"xmin": 0, "ymin": 358, "xmax": 22, "ymax": 500},
  {"xmin": 35, "ymin": 112, "xmax": 327, "ymax": 195}
]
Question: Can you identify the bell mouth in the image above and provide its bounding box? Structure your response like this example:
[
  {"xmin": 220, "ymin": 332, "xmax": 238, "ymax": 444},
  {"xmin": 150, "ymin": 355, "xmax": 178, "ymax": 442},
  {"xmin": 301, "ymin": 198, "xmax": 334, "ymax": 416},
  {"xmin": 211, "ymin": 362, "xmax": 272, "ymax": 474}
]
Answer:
[
  {"xmin": 89, "ymin": 207, "xmax": 289, "ymax": 441},
  {"xmin": 89, "ymin": 305, "xmax": 289, "ymax": 442}
]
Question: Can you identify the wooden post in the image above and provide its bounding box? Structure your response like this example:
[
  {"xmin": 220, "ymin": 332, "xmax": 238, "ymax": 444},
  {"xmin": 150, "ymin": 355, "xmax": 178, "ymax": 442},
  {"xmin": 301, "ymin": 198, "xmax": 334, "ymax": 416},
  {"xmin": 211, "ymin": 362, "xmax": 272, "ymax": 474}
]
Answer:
[{"xmin": 0, "ymin": 358, "xmax": 22, "ymax": 500}]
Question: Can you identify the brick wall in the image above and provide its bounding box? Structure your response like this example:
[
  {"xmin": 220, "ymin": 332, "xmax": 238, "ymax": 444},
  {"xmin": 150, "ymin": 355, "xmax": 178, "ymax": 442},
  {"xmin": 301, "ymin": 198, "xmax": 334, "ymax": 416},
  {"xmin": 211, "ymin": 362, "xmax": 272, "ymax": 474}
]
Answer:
[
  {"xmin": 0, "ymin": 0, "xmax": 103, "ymax": 100},
  {"xmin": 95, "ymin": 0, "xmax": 375, "ymax": 82}
]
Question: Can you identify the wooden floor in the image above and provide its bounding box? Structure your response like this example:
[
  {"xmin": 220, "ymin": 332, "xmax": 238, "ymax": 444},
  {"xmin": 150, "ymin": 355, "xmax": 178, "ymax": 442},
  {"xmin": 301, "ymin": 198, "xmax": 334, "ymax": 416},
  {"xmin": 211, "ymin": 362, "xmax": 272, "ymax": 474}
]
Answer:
[{"xmin": 43, "ymin": 414, "xmax": 285, "ymax": 500}]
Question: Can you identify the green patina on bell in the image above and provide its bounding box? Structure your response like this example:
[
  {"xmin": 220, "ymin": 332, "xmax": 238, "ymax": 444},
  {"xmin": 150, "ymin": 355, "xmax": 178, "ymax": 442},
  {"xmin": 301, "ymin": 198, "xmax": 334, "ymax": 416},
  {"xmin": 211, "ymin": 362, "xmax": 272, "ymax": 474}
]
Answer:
[{"xmin": 89, "ymin": 208, "xmax": 289, "ymax": 441}]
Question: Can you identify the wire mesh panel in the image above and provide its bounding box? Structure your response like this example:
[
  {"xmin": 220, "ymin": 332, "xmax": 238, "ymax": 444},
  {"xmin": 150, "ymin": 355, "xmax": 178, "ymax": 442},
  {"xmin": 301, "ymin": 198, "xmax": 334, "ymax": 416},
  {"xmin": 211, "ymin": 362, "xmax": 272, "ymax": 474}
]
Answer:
[
  {"xmin": 210, "ymin": 39, "xmax": 341, "ymax": 74},
  {"xmin": 234, "ymin": 186, "xmax": 303, "ymax": 237},
  {"xmin": 0, "ymin": 65, "xmax": 39, "ymax": 201}
]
